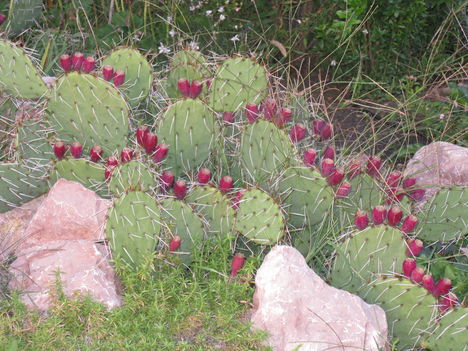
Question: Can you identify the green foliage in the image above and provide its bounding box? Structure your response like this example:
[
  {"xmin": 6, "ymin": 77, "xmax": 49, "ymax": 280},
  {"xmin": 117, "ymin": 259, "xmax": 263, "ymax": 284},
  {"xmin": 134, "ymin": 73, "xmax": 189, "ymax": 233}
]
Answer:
[{"xmin": 1, "ymin": 0, "xmax": 43, "ymax": 35}]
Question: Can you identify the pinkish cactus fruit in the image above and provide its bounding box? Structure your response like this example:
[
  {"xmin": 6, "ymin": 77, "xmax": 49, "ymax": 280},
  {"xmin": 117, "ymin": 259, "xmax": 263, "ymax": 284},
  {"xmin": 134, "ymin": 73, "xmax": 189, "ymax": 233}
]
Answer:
[
  {"xmin": 169, "ymin": 236, "xmax": 182, "ymax": 251},
  {"xmin": 289, "ymin": 123, "xmax": 306, "ymax": 142},
  {"xmin": 70, "ymin": 141, "xmax": 83, "ymax": 158},
  {"xmin": 0, "ymin": 14, "xmax": 6, "ymax": 26},
  {"xmin": 402, "ymin": 258, "xmax": 417, "ymax": 278},
  {"xmin": 136, "ymin": 126, "xmax": 148, "ymax": 147},
  {"xmin": 433, "ymin": 278, "xmax": 452, "ymax": 296},
  {"xmin": 177, "ymin": 78, "xmax": 190, "ymax": 97},
  {"xmin": 410, "ymin": 188, "xmax": 425, "ymax": 201},
  {"xmin": 367, "ymin": 156, "xmax": 382, "ymax": 176},
  {"xmin": 90, "ymin": 145, "xmax": 103, "ymax": 162},
  {"xmin": 277, "ymin": 107, "xmax": 292, "ymax": 125},
  {"xmin": 320, "ymin": 123, "xmax": 333, "ymax": 140},
  {"xmin": 401, "ymin": 215, "xmax": 418, "ymax": 233},
  {"xmin": 347, "ymin": 159, "xmax": 361, "ymax": 179},
  {"xmin": 230, "ymin": 253, "xmax": 245, "ymax": 276},
  {"xmin": 198, "ymin": 168, "xmax": 211, "ymax": 184},
  {"xmin": 422, "ymin": 274, "xmax": 435, "ymax": 293},
  {"xmin": 120, "ymin": 147, "xmax": 133, "ymax": 163},
  {"xmin": 371, "ymin": 206, "xmax": 387, "ymax": 225},
  {"xmin": 439, "ymin": 292, "xmax": 458, "ymax": 313},
  {"xmin": 72, "ymin": 52, "xmax": 84, "ymax": 71},
  {"xmin": 303, "ymin": 148, "xmax": 317, "ymax": 167},
  {"xmin": 403, "ymin": 177, "xmax": 416, "ymax": 189},
  {"xmin": 153, "ymin": 144, "xmax": 169, "ymax": 162},
  {"xmin": 355, "ymin": 210, "xmax": 369, "ymax": 230},
  {"xmin": 336, "ymin": 181, "xmax": 352, "ymax": 198},
  {"xmin": 262, "ymin": 98, "xmax": 277, "ymax": 121},
  {"xmin": 410, "ymin": 267, "xmax": 425, "ymax": 283},
  {"xmin": 328, "ymin": 167, "xmax": 345, "ymax": 186},
  {"xmin": 53, "ymin": 141, "xmax": 67, "ymax": 159},
  {"xmin": 113, "ymin": 69, "xmax": 125, "ymax": 87},
  {"xmin": 102, "ymin": 65, "xmax": 114, "ymax": 81},
  {"xmin": 387, "ymin": 205, "xmax": 403, "ymax": 226},
  {"xmin": 189, "ymin": 80, "xmax": 203, "ymax": 98},
  {"xmin": 106, "ymin": 155, "xmax": 119, "ymax": 167},
  {"xmin": 223, "ymin": 112, "xmax": 235, "ymax": 123},
  {"xmin": 161, "ymin": 171, "xmax": 175, "ymax": 191},
  {"xmin": 323, "ymin": 146, "xmax": 335, "ymax": 160},
  {"xmin": 386, "ymin": 171, "xmax": 402, "ymax": 188},
  {"xmin": 245, "ymin": 103, "xmax": 259, "ymax": 123},
  {"xmin": 205, "ymin": 78, "xmax": 212, "ymax": 89},
  {"xmin": 60, "ymin": 54, "xmax": 72, "ymax": 73},
  {"xmin": 104, "ymin": 167, "xmax": 114, "ymax": 182},
  {"xmin": 385, "ymin": 187, "xmax": 405, "ymax": 204},
  {"xmin": 313, "ymin": 120, "xmax": 325, "ymax": 135},
  {"xmin": 144, "ymin": 132, "xmax": 158, "ymax": 154},
  {"xmin": 231, "ymin": 189, "xmax": 245, "ymax": 210},
  {"xmin": 321, "ymin": 158, "xmax": 334, "ymax": 177},
  {"xmin": 406, "ymin": 239, "xmax": 423, "ymax": 257},
  {"xmin": 83, "ymin": 56, "xmax": 95, "ymax": 73},
  {"xmin": 220, "ymin": 176, "xmax": 233, "ymax": 193},
  {"xmin": 174, "ymin": 179, "xmax": 187, "ymax": 200}
]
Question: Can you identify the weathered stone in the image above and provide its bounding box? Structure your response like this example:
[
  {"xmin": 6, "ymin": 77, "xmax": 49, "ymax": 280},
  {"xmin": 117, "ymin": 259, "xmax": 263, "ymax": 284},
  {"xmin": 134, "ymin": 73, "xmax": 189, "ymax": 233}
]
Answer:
[{"xmin": 251, "ymin": 245, "xmax": 388, "ymax": 351}]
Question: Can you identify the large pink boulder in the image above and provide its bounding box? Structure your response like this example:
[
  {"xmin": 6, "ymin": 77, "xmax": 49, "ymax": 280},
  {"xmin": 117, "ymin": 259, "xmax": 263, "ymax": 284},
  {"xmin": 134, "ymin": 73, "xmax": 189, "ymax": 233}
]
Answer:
[{"xmin": 251, "ymin": 246, "xmax": 388, "ymax": 351}]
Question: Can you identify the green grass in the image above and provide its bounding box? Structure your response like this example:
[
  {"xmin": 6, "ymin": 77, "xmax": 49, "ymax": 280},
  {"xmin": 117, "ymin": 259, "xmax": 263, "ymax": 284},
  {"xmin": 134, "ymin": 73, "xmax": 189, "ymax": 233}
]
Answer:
[{"xmin": 0, "ymin": 238, "xmax": 270, "ymax": 351}]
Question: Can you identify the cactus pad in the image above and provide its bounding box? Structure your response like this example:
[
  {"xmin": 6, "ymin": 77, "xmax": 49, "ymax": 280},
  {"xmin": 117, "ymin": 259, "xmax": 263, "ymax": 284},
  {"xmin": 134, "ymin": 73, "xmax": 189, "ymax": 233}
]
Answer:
[
  {"xmin": 234, "ymin": 188, "xmax": 284, "ymax": 245},
  {"xmin": 2, "ymin": 0, "xmax": 43, "ymax": 35},
  {"xmin": 17, "ymin": 119, "xmax": 53, "ymax": 163},
  {"xmin": 102, "ymin": 48, "xmax": 153, "ymax": 107},
  {"xmin": 106, "ymin": 191, "xmax": 161, "ymax": 268},
  {"xmin": 0, "ymin": 40, "xmax": 47, "ymax": 99},
  {"xmin": 109, "ymin": 160, "xmax": 155, "ymax": 196},
  {"xmin": 209, "ymin": 57, "xmax": 268, "ymax": 112},
  {"xmin": 46, "ymin": 72, "xmax": 129, "ymax": 154}
]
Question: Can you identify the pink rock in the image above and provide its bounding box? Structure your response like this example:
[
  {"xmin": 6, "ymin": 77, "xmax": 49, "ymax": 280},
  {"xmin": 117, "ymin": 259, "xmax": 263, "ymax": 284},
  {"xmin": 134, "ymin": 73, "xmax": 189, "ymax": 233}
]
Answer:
[
  {"xmin": 251, "ymin": 246, "xmax": 388, "ymax": 351},
  {"xmin": 9, "ymin": 240, "xmax": 122, "ymax": 311}
]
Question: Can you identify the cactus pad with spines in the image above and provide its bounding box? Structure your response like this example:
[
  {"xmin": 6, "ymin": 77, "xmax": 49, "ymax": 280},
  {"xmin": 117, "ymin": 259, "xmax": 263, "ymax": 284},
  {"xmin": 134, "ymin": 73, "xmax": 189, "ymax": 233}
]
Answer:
[
  {"xmin": 186, "ymin": 185, "xmax": 234, "ymax": 236},
  {"xmin": 160, "ymin": 198, "xmax": 205, "ymax": 265},
  {"xmin": 209, "ymin": 57, "xmax": 268, "ymax": 112},
  {"xmin": 0, "ymin": 40, "xmax": 47, "ymax": 99},
  {"xmin": 2, "ymin": 0, "xmax": 43, "ymax": 35},
  {"xmin": 418, "ymin": 186, "xmax": 468, "ymax": 242},
  {"xmin": 234, "ymin": 188, "xmax": 284, "ymax": 245},
  {"xmin": 17, "ymin": 119, "xmax": 53, "ymax": 163},
  {"xmin": 102, "ymin": 48, "xmax": 153, "ymax": 107},
  {"xmin": 278, "ymin": 167, "xmax": 333, "ymax": 228},
  {"xmin": 46, "ymin": 72, "xmax": 129, "ymax": 154},
  {"xmin": 157, "ymin": 99, "xmax": 217, "ymax": 176},
  {"xmin": 171, "ymin": 50, "xmax": 207, "ymax": 67},
  {"xmin": 240, "ymin": 120, "xmax": 295, "ymax": 187},
  {"xmin": 109, "ymin": 160, "xmax": 155, "ymax": 196},
  {"xmin": 106, "ymin": 191, "xmax": 161, "ymax": 268},
  {"xmin": 341, "ymin": 173, "xmax": 383, "ymax": 216}
]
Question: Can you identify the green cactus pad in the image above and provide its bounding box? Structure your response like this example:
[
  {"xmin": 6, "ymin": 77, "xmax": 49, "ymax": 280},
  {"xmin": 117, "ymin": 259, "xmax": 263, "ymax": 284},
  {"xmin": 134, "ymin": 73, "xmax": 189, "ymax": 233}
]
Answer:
[
  {"xmin": 422, "ymin": 307, "xmax": 468, "ymax": 351},
  {"xmin": 418, "ymin": 186, "xmax": 468, "ymax": 242},
  {"xmin": 157, "ymin": 99, "xmax": 218, "ymax": 176},
  {"xmin": 106, "ymin": 191, "xmax": 161, "ymax": 268},
  {"xmin": 330, "ymin": 225, "xmax": 407, "ymax": 294},
  {"xmin": 339, "ymin": 173, "xmax": 384, "ymax": 217},
  {"xmin": 186, "ymin": 185, "xmax": 235, "ymax": 236},
  {"xmin": 17, "ymin": 119, "xmax": 53, "ymax": 163},
  {"xmin": 49, "ymin": 159, "xmax": 107, "ymax": 197},
  {"xmin": 362, "ymin": 277, "xmax": 438, "ymax": 350},
  {"xmin": 109, "ymin": 160, "xmax": 155, "ymax": 196},
  {"xmin": 240, "ymin": 120, "xmax": 295, "ymax": 187},
  {"xmin": 102, "ymin": 48, "xmax": 153, "ymax": 107},
  {"xmin": 160, "ymin": 198, "xmax": 205, "ymax": 265},
  {"xmin": 234, "ymin": 188, "xmax": 284, "ymax": 245},
  {"xmin": 0, "ymin": 162, "xmax": 49, "ymax": 212},
  {"xmin": 0, "ymin": 40, "xmax": 47, "ymax": 99},
  {"xmin": 209, "ymin": 57, "xmax": 268, "ymax": 112},
  {"xmin": 171, "ymin": 50, "xmax": 207, "ymax": 67},
  {"xmin": 46, "ymin": 72, "xmax": 129, "ymax": 154},
  {"xmin": 2, "ymin": 0, "xmax": 43, "ymax": 35},
  {"xmin": 278, "ymin": 167, "xmax": 333, "ymax": 228}
]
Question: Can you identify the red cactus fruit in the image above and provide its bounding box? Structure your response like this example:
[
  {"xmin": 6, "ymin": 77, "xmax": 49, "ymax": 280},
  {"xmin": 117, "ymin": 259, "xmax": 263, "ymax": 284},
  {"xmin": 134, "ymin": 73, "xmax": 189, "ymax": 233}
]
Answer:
[
  {"xmin": 386, "ymin": 171, "xmax": 402, "ymax": 188},
  {"xmin": 136, "ymin": 126, "xmax": 148, "ymax": 147},
  {"xmin": 72, "ymin": 52, "xmax": 84, "ymax": 71},
  {"xmin": 53, "ymin": 141, "xmax": 67, "ymax": 159},
  {"xmin": 83, "ymin": 56, "xmax": 95, "ymax": 73},
  {"xmin": 106, "ymin": 155, "xmax": 119, "ymax": 167},
  {"xmin": 113, "ymin": 69, "xmax": 125, "ymax": 87},
  {"xmin": 169, "ymin": 236, "xmax": 182, "ymax": 251},
  {"xmin": 371, "ymin": 206, "xmax": 387, "ymax": 225},
  {"xmin": 323, "ymin": 146, "xmax": 335, "ymax": 160},
  {"xmin": 328, "ymin": 167, "xmax": 345, "ymax": 186},
  {"xmin": 174, "ymin": 179, "xmax": 187, "ymax": 200},
  {"xmin": 320, "ymin": 123, "xmax": 333, "ymax": 140},
  {"xmin": 0, "ymin": 14, "xmax": 6, "ymax": 26},
  {"xmin": 401, "ymin": 215, "xmax": 418, "ymax": 233},
  {"xmin": 60, "ymin": 54, "xmax": 72, "ymax": 73},
  {"xmin": 303, "ymin": 148, "xmax": 317, "ymax": 167},
  {"xmin": 402, "ymin": 258, "xmax": 417, "ymax": 278},
  {"xmin": 278, "ymin": 107, "xmax": 292, "ymax": 125},
  {"xmin": 245, "ymin": 103, "xmax": 259, "ymax": 123},
  {"xmin": 336, "ymin": 181, "xmax": 352, "ymax": 198},
  {"xmin": 189, "ymin": 80, "xmax": 203, "ymax": 98},
  {"xmin": 219, "ymin": 176, "xmax": 233, "ymax": 193},
  {"xmin": 223, "ymin": 112, "xmax": 235, "ymax": 123},
  {"xmin": 313, "ymin": 120, "xmax": 325, "ymax": 135},
  {"xmin": 70, "ymin": 141, "xmax": 83, "ymax": 158},
  {"xmin": 410, "ymin": 267, "xmax": 425, "ymax": 283},
  {"xmin": 410, "ymin": 188, "xmax": 425, "ymax": 201},
  {"xmin": 161, "ymin": 171, "xmax": 175, "ymax": 191},
  {"xmin": 406, "ymin": 239, "xmax": 423, "ymax": 257},
  {"xmin": 144, "ymin": 132, "xmax": 157, "ymax": 154},
  {"xmin": 205, "ymin": 78, "xmax": 212, "ymax": 89},
  {"xmin": 355, "ymin": 210, "xmax": 369, "ymax": 230},
  {"xmin": 262, "ymin": 98, "xmax": 277, "ymax": 121},
  {"xmin": 230, "ymin": 253, "xmax": 245, "ymax": 276},
  {"xmin": 385, "ymin": 187, "xmax": 405, "ymax": 204},
  {"xmin": 90, "ymin": 145, "xmax": 103, "ymax": 162},
  {"xmin": 347, "ymin": 159, "xmax": 361, "ymax": 179},
  {"xmin": 102, "ymin": 65, "xmax": 114, "ymax": 81},
  {"xmin": 422, "ymin": 274, "xmax": 435, "ymax": 293},
  {"xmin": 387, "ymin": 205, "xmax": 403, "ymax": 226},
  {"xmin": 439, "ymin": 292, "xmax": 458, "ymax": 313},
  {"xmin": 198, "ymin": 168, "xmax": 211, "ymax": 184},
  {"xmin": 120, "ymin": 147, "xmax": 133, "ymax": 163},
  {"xmin": 289, "ymin": 123, "xmax": 306, "ymax": 142},
  {"xmin": 231, "ymin": 189, "xmax": 245, "ymax": 210},
  {"xmin": 104, "ymin": 167, "xmax": 114, "ymax": 182},
  {"xmin": 367, "ymin": 156, "xmax": 382, "ymax": 176},
  {"xmin": 433, "ymin": 278, "xmax": 452, "ymax": 296},
  {"xmin": 177, "ymin": 78, "xmax": 190, "ymax": 97},
  {"xmin": 153, "ymin": 144, "xmax": 169, "ymax": 162},
  {"xmin": 403, "ymin": 177, "xmax": 416, "ymax": 189},
  {"xmin": 321, "ymin": 158, "xmax": 334, "ymax": 177}
]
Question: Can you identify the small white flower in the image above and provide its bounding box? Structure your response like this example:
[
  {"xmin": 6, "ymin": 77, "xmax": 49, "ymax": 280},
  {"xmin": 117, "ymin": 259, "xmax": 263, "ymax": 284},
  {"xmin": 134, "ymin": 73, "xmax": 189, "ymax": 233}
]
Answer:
[
  {"xmin": 234, "ymin": 7, "xmax": 241, "ymax": 12},
  {"xmin": 219, "ymin": 14, "xmax": 226, "ymax": 21},
  {"xmin": 296, "ymin": 19, "xmax": 302, "ymax": 24},
  {"xmin": 439, "ymin": 114, "xmax": 445, "ymax": 120},
  {"xmin": 167, "ymin": 16, "xmax": 172, "ymax": 22},
  {"xmin": 218, "ymin": 6, "xmax": 225, "ymax": 13},
  {"xmin": 231, "ymin": 34, "xmax": 240, "ymax": 42},
  {"xmin": 158, "ymin": 43, "xmax": 171, "ymax": 54},
  {"xmin": 188, "ymin": 41, "xmax": 199, "ymax": 50},
  {"xmin": 362, "ymin": 29, "xmax": 368, "ymax": 34},
  {"xmin": 206, "ymin": 10, "xmax": 212, "ymax": 15},
  {"xmin": 169, "ymin": 29, "xmax": 177, "ymax": 37},
  {"xmin": 330, "ymin": 60, "xmax": 337, "ymax": 66},
  {"xmin": 190, "ymin": 6, "xmax": 196, "ymax": 11}
]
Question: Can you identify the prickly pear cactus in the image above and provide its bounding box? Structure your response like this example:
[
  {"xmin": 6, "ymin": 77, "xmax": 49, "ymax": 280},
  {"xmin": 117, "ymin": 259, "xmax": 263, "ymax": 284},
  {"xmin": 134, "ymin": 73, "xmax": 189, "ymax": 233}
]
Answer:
[
  {"xmin": 106, "ymin": 191, "xmax": 161, "ymax": 268},
  {"xmin": 418, "ymin": 186, "xmax": 468, "ymax": 242},
  {"xmin": 209, "ymin": 57, "xmax": 268, "ymax": 112},
  {"xmin": 160, "ymin": 198, "xmax": 205, "ymax": 265},
  {"xmin": 340, "ymin": 173, "xmax": 383, "ymax": 216},
  {"xmin": 278, "ymin": 167, "xmax": 333, "ymax": 228},
  {"xmin": 46, "ymin": 72, "xmax": 129, "ymax": 154},
  {"xmin": 234, "ymin": 188, "xmax": 284, "ymax": 245},
  {"xmin": 0, "ymin": 40, "xmax": 47, "ymax": 99},
  {"xmin": 2, "ymin": 0, "xmax": 43, "ymax": 35},
  {"xmin": 17, "ymin": 119, "xmax": 53, "ymax": 162},
  {"xmin": 186, "ymin": 185, "xmax": 235, "ymax": 236},
  {"xmin": 109, "ymin": 161, "xmax": 155, "ymax": 196},
  {"xmin": 240, "ymin": 120, "xmax": 295, "ymax": 187},
  {"xmin": 102, "ymin": 48, "xmax": 153, "ymax": 107},
  {"xmin": 157, "ymin": 99, "xmax": 218, "ymax": 176}
]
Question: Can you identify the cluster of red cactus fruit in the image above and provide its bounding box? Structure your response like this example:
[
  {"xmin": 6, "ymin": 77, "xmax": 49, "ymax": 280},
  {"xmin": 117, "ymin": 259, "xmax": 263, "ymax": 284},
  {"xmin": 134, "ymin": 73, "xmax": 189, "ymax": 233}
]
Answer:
[
  {"xmin": 383, "ymin": 170, "xmax": 425, "ymax": 203},
  {"xmin": 354, "ymin": 205, "xmax": 418, "ymax": 231},
  {"xmin": 177, "ymin": 78, "xmax": 203, "ymax": 98},
  {"xmin": 59, "ymin": 53, "xmax": 125, "ymax": 87}
]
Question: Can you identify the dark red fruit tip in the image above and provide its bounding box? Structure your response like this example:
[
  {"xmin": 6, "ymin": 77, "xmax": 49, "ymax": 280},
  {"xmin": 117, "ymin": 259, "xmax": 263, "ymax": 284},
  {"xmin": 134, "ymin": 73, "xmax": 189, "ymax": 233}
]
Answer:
[
  {"xmin": 406, "ymin": 239, "xmax": 424, "ymax": 257},
  {"xmin": 321, "ymin": 158, "xmax": 334, "ymax": 178},
  {"xmin": 161, "ymin": 171, "xmax": 175, "ymax": 192},
  {"xmin": 354, "ymin": 210, "xmax": 369, "ymax": 230},
  {"xmin": 402, "ymin": 258, "xmax": 416, "ymax": 278},
  {"xmin": 303, "ymin": 148, "xmax": 317, "ymax": 167},
  {"xmin": 173, "ymin": 179, "xmax": 187, "ymax": 200},
  {"xmin": 136, "ymin": 126, "xmax": 149, "ymax": 147},
  {"xmin": 169, "ymin": 236, "xmax": 182, "ymax": 252},
  {"xmin": 60, "ymin": 54, "xmax": 72, "ymax": 73},
  {"xmin": 335, "ymin": 181, "xmax": 351, "ymax": 198},
  {"xmin": 70, "ymin": 141, "xmax": 83, "ymax": 159},
  {"xmin": 153, "ymin": 144, "xmax": 169, "ymax": 163},
  {"xmin": 177, "ymin": 78, "xmax": 190, "ymax": 97},
  {"xmin": 83, "ymin": 56, "xmax": 96, "ymax": 74},
  {"xmin": 371, "ymin": 206, "xmax": 387, "ymax": 225},
  {"xmin": 289, "ymin": 123, "xmax": 306, "ymax": 142},
  {"xmin": 72, "ymin": 52, "xmax": 85, "ymax": 71},
  {"xmin": 113, "ymin": 69, "xmax": 125, "ymax": 87},
  {"xmin": 220, "ymin": 176, "xmax": 233, "ymax": 194},
  {"xmin": 387, "ymin": 205, "xmax": 403, "ymax": 226},
  {"xmin": 143, "ymin": 132, "xmax": 158, "ymax": 155},
  {"xmin": 245, "ymin": 103, "xmax": 259, "ymax": 123},
  {"xmin": 198, "ymin": 168, "xmax": 211, "ymax": 184},
  {"xmin": 53, "ymin": 141, "xmax": 67, "ymax": 160},
  {"xmin": 230, "ymin": 253, "xmax": 245, "ymax": 276},
  {"xmin": 120, "ymin": 147, "xmax": 134, "ymax": 163},
  {"xmin": 189, "ymin": 80, "xmax": 203, "ymax": 98},
  {"xmin": 90, "ymin": 145, "xmax": 103, "ymax": 162},
  {"xmin": 102, "ymin": 65, "xmax": 114, "ymax": 81}
]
